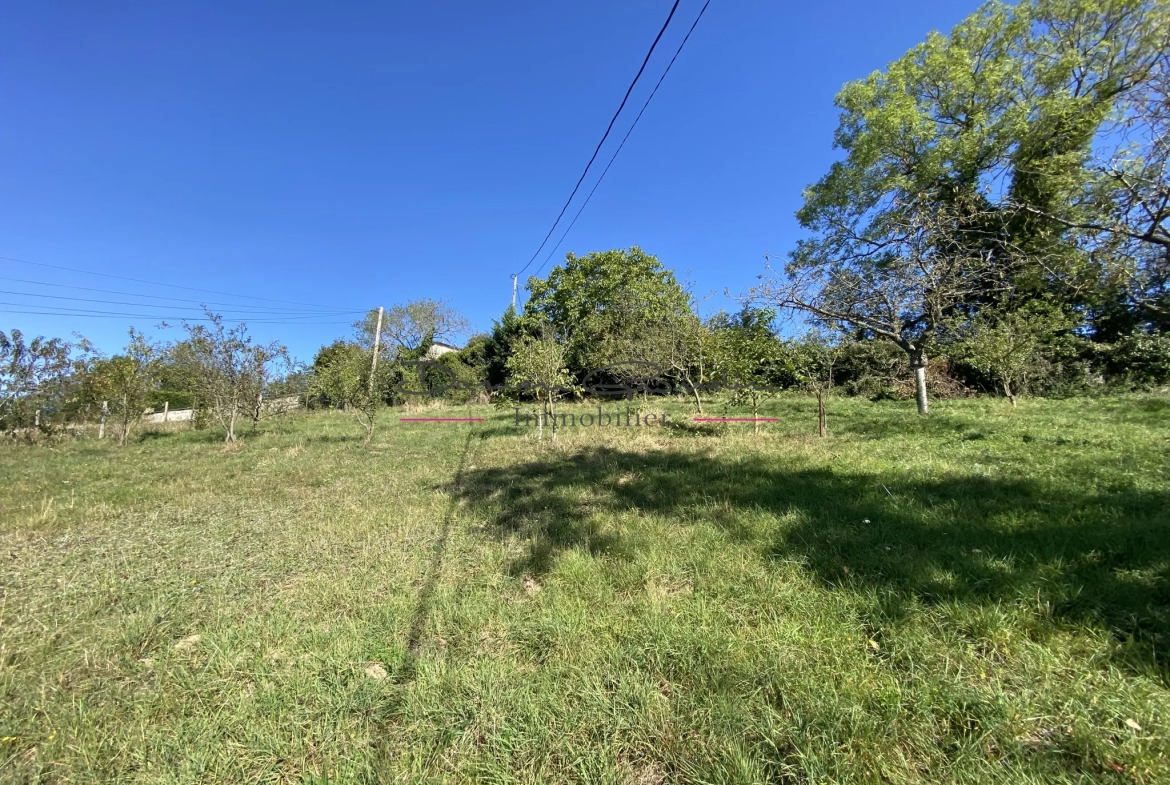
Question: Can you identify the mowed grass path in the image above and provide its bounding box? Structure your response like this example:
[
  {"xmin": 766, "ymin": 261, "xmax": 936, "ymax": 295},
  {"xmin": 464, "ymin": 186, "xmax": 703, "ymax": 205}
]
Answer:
[{"xmin": 1, "ymin": 396, "xmax": 1168, "ymax": 784}]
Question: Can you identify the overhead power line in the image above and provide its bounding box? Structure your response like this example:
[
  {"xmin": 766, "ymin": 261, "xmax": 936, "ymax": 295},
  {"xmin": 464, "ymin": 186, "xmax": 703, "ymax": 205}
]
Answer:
[
  {"xmin": 0, "ymin": 286, "xmax": 364, "ymax": 316},
  {"xmin": 0, "ymin": 306, "xmax": 356, "ymax": 325},
  {"xmin": 513, "ymin": 0, "xmax": 682, "ymax": 278},
  {"xmin": 0, "ymin": 276, "xmax": 358, "ymax": 314},
  {"xmin": 0, "ymin": 254, "xmax": 362, "ymax": 311},
  {"xmin": 532, "ymin": 0, "xmax": 712, "ymax": 278}
]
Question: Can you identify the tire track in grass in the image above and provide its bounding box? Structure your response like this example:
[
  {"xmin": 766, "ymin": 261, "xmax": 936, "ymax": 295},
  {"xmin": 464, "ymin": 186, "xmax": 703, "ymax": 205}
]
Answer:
[{"xmin": 396, "ymin": 429, "xmax": 478, "ymax": 684}]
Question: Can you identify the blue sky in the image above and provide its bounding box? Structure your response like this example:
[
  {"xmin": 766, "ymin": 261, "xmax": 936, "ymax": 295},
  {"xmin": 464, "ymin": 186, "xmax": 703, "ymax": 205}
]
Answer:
[{"xmin": 1, "ymin": 0, "xmax": 978, "ymax": 361}]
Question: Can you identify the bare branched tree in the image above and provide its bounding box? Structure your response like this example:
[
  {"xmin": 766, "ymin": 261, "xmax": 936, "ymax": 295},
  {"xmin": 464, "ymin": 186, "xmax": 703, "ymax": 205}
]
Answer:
[
  {"xmin": 753, "ymin": 193, "xmax": 1016, "ymax": 414},
  {"xmin": 597, "ymin": 287, "xmax": 715, "ymax": 413},
  {"xmin": 173, "ymin": 312, "xmax": 288, "ymax": 443},
  {"xmin": 354, "ymin": 299, "xmax": 470, "ymax": 356}
]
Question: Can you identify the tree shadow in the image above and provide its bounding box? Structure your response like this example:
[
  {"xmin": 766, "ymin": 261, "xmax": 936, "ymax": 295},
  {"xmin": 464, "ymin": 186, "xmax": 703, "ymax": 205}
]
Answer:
[
  {"xmin": 307, "ymin": 432, "xmax": 366, "ymax": 444},
  {"xmin": 456, "ymin": 445, "xmax": 1169, "ymax": 680},
  {"xmin": 136, "ymin": 429, "xmax": 176, "ymax": 442},
  {"xmin": 395, "ymin": 428, "xmax": 502, "ymax": 685}
]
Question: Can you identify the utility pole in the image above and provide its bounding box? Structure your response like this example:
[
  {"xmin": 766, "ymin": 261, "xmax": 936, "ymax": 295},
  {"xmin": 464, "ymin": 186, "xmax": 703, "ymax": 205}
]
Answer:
[
  {"xmin": 369, "ymin": 306, "xmax": 384, "ymax": 394},
  {"xmin": 511, "ymin": 275, "xmax": 518, "ymax": 310}
]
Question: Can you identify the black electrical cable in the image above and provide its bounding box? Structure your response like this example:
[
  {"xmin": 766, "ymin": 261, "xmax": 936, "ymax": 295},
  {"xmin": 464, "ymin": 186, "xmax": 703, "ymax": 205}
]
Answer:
[
  {"xmin": 0, "ymin": 254, "xmax": 362, "ymax": 310},
  {"xmin": 532, "ymin": 0, "xmax": 713, "ymax": 278},
  {"xmin": 513, "ymin": 0, "xmax": 682, "ymax": 278},
  {"xmin": 0, "ymin": 288, "xmax": 364, "ymax": 316}
]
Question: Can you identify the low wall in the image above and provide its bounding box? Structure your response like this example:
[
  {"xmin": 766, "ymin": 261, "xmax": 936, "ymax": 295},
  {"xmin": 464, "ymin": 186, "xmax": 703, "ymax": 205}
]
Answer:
[
  {"xmin": 143, "ymin": 408, "xmax": 193, "ymax": 423},
  {"xmin": 141, "ymin": 396, "xmax": 301, "ymax": 424}
]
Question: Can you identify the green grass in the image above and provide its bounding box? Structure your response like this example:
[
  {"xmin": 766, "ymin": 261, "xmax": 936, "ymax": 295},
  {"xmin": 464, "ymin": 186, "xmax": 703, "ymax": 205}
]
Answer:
[{"xmin": 1, "ymin": 394, "xmax": 1168, "ymax": 784}]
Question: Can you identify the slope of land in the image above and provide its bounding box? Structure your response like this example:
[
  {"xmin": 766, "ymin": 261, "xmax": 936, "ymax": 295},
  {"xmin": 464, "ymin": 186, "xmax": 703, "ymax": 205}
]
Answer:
[{"xmin": 2, "ymin": 396, "xmax": 1168, "ymax": 783}]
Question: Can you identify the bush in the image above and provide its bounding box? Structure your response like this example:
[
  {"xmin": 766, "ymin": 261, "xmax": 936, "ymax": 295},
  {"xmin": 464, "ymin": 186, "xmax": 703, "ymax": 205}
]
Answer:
[
  {"xmin": 834, "ymin": 340, "xmax": 908, "ymax": 398},
  {"xmin": 1031, "ymin": 333, "xmax": 1108, "ymax": 398},
  {"xmin": 1108, "ymin": 333, "xmax": 1170, "ymax": 388}
]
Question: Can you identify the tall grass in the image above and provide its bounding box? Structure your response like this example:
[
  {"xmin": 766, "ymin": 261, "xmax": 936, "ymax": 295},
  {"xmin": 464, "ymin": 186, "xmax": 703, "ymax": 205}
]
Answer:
[{"xmin": 1, "ymin": 394, "xmax": 1167, "ymax": 783}]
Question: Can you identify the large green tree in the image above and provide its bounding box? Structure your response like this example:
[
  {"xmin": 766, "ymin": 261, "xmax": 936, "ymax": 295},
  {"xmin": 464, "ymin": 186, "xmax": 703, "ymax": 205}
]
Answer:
[
  {"xmin": 755, "ymin": 0, "xmax": 1170, "ymax": 414},
  {"xmin": 524, "ymin": 247, "xmax": 693, "ymax": 376}
]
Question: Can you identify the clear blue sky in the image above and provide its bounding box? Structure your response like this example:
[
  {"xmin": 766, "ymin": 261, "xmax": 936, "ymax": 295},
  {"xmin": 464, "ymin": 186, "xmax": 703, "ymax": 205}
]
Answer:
[{"xmin": 1, "ymin": 0, "xmax": 978, "ymax": 361}]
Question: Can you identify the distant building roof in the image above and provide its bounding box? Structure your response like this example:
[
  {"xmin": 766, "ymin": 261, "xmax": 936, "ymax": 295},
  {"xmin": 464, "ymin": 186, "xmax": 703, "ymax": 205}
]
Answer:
[{"xmin": 424, "ymin": 342, "xmax": 459, "ymax": 359}]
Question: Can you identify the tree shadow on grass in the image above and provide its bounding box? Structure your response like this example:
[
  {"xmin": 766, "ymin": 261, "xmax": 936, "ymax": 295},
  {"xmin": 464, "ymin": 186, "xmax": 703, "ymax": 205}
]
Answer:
[
  {"xmin": 458, "ymin": 448, "xmax": 628, "ymax": 577},
  {"xmin": 136, "ymin": 430, "xmax": 176, "ymax": 442},
  {"xmin": 456, "ymin": 445, "xmax": 1170, "ymax": 680}
]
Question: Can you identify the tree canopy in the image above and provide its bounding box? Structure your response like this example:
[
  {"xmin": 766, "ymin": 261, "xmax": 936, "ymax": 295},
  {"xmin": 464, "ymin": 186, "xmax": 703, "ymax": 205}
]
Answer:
[
  {"xmin": 525, "ymin": 247, "xmax": 693, "ymax": 374},
  {"xmin": 756, "ymin": 0, "xmax": 1170, "ymax": 413}
]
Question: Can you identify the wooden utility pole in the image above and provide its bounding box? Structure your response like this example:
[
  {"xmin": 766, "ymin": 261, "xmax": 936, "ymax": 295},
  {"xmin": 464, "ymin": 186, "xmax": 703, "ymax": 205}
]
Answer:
[
  {"xmin": 511, "ymin": 275, "xmax": 518, "ymax": 310},
  {"xmin": 369, "ymin": 306, "xmax": 384, "ymax": 393}
]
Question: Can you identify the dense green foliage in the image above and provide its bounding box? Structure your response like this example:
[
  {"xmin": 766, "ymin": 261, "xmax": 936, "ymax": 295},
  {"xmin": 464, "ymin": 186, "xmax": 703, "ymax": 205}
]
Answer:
[
  {"xmin": 524, "ymin": 246, "xmax": 692, "ymax": 375},
  {"xmin": 754, "ymin": 0, "xmax": 1170, "ymax": 412}
]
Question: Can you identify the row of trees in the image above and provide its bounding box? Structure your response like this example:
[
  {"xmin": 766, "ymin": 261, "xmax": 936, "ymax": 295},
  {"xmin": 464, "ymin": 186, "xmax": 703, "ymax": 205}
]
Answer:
[
  {"xmin": 0, "ymin": 315, "xmax": 289, "ymax": 444},
  {"xmin": 6, "ymin": 235, "xmax": 1166, "ymax": 446},
  {"xmin": 306, "ymin": 238, "xmax": 1168, "ymax": 443}
]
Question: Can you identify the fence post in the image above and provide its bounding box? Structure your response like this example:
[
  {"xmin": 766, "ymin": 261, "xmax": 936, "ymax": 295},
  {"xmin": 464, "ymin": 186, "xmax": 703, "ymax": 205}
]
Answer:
[{"xmin": 163, "ymin": 400, "xmax": 169, "ymax": 422}]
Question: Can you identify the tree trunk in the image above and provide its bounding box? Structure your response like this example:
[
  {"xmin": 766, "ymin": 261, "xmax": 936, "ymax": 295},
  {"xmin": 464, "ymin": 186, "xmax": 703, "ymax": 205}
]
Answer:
[
  {"xmin": 910, "ymin": 349, "xmax": 929, "ymax": 415},
  {"xmin": 549, "ymin": 394, "xmax": 557, "ymax": 442},
  {"xmin": 119, "ymin": 394, "xmax": 128, "ymax": 445},
  {"xmin": 1004, "ymin": 380, "xmax": 1017, "ymax": 407},
  {"xmin": 816, "ymin": 389, "xmax": 827, "ymax": 437},
  {"xmin": 99, "ymin": 400, "xmax": 108, "ymax": 440},
  {"xmin": 226, "ymin": 408, "xmax": 236, "ymax": 443},
  {"xmin": 252, "ymin": 391, "xmax": 263, "ymax": 432},
  {"xmin": 683, "ymin": 372, "xmax": 703, "ymax": 414},
  {"xmin": 537, "ymin": 405, "xmax": 544, "ymax": 441},
  {"xmin": 753, "ymin": 396, "xmax": 760, "ymax": 436}
]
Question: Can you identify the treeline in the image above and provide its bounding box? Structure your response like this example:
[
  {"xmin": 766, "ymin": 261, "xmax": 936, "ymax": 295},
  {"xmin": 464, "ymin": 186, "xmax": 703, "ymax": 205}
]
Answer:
[
  {"xmin": 309, "ymin": 243, "xmax": 1168, "ymax": 441},
  {"xmin": 5, "ymin": 235, "xmax": 1167, "ymax": 445},
  {"xmin": 0, "ymin": 314, "xmax": 295, "ymax": 444}
]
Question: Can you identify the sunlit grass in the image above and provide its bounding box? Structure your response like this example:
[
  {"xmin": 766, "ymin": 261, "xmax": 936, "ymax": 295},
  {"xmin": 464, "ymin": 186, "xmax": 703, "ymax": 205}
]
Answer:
[{"xmin": 1, "ymin": 394, "xmax": 1168, "ymax": 783}]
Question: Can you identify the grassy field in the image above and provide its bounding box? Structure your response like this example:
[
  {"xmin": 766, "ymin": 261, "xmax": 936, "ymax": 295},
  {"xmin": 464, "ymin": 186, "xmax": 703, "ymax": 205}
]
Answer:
[{"xmin": 1, "ymin": 394, "xmax": 1168, "ymax": 784}]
